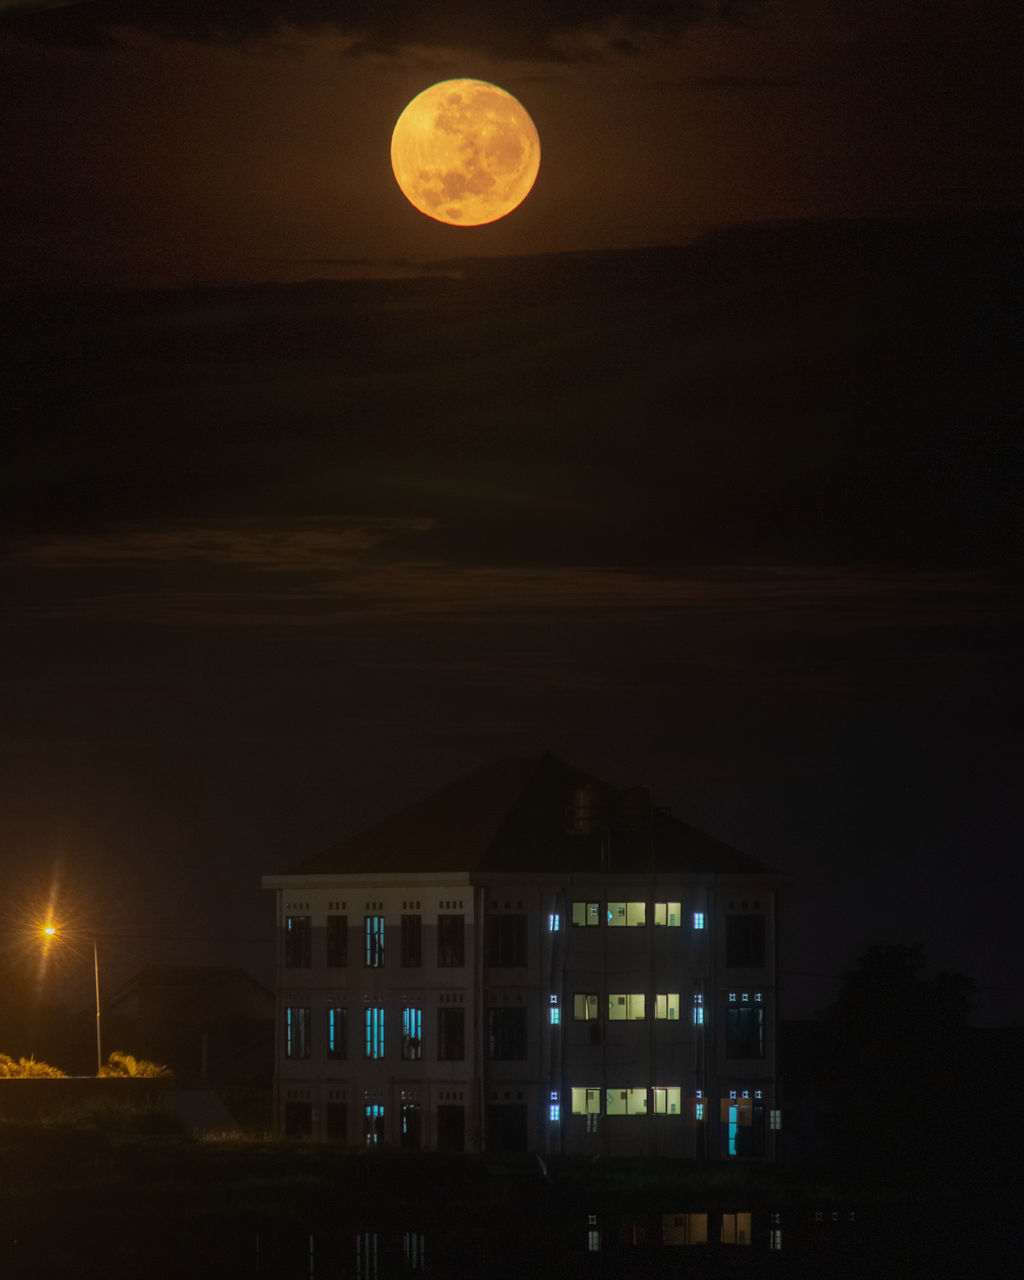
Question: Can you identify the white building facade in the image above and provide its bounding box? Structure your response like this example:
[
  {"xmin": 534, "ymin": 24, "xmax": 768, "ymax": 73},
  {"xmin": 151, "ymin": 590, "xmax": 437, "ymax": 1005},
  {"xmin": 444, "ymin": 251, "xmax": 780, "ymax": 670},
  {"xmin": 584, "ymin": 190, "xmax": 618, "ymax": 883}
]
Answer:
[{"xmin": 263, "ymin": 756, "xmax": 780, "ymax": 1159}]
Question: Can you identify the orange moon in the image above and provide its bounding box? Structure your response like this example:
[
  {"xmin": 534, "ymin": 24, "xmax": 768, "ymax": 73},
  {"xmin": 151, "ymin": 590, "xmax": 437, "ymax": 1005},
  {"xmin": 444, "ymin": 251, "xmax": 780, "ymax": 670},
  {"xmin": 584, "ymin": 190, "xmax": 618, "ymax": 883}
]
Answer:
[{"xmin": 390, "ymin": 79, "xmax": 540, "ymax": 226}]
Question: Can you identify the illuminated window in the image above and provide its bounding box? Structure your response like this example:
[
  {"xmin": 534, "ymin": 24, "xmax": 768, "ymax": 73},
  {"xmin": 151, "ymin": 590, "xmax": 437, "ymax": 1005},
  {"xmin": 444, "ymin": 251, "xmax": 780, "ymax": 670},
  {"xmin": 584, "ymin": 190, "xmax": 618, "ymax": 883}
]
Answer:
[
  {"xmin": 692, "ymin": 911, "xmax": 705, "ymax": 930},
  {"xmin": 587, "ymin": 1229, "xmax": 600, "ymax": 1252},
  {"xmin": 770, "ymin": 1109, "xmax": 782, "ymax": 1130},
  {"xmin": 721, "ymin": 1212, "xmax": 752, "ymax": 1245},
  {"xmin": 284, "ymin": 916, "xmax": 311, "ymax": 968},
  {"xmin": 364, "ymin": 915, "xmax": 385, "ymax": 967},
  {"xmin": 285, "ymin": 1006, "xmax": 311, "ymax": 1059},
  {"xmin": 326, "ymin": 914, "xmax": 347, "ymax": 967},
  {"xmin": 571, "ymin": 1087, "xmax": 602, "ymax": 1115},
  {"xmin": 403, "ymin": 1231, "xmax": 425, "ymax": 1271},
  {"xmin": 692, "ymin": 993, "xmax": 704, "ymax": 1025},
  {"xmin": 695, "ymin": 1100, "xmax": 705, "ymax": 1121},
  {"xmin": 400, "ymin": 1097, "xmax": 421, "ymax": 1150},
  {"xmin": 653, "ymin": 992, "xmax": 679, "ymax": 1019},
  {"xmin": 721, "ymin": 1094, "xmax": 765, "ymax": 1157},
  {"xmin": 653, "ymin": 901, "xmax": 681, "ymax": 926},
  {"xmin": 363, "ymin": 1103, "xmax": 384, "ymax": 1146},
  {"xmin": 608, "ymin": 992, "xmax": 646, "ymax": 1021},
  {"xmin": 571, "ymin": 901, "xmax": 601, "ymax": 926},
  {"xmin": 327, "ymin": 1005, "xmax": 347, "ymax": 1060},
  {"xmin": 662, "ymin": 1212, "xmax": 708, "ymax": 1246},
  {"xmin": 548, "ymin": 912, "xmax": 560, "ymax": 931},
  {"xmin": 549, "ymin": 1102, "xmax": 560, "ymax": 1122},
  {"xmin": 605, "ymin": 1087, "xmax": 647, "ymax": 1115},
  {"xmin": 607, "ymin": 901, "xmax": 646, "ymax": 927},
  {"xmin": 402, "ymin": 1007, "xmax": 422, "ymax": 1061},
  {"xmin": 550, "ymin": 995, "xmax": 560, "ymax": 1025},
  {"xmin": 364, "ymin": 1006, "xmax": 384, "ymax": 1059},
  {"xmin": 653, "ymin": 1086, "xmax": 682, "ymax": 1115},
  {"xmin": 573, "ymin": 992, "xmax": 599, "ymax": 1020}
]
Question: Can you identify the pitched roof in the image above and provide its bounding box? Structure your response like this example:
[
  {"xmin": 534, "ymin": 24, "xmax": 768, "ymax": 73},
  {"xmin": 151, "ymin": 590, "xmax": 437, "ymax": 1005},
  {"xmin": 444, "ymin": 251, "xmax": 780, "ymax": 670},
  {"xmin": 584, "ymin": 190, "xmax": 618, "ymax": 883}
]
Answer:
[{"xmin": 281, "ymin": 754, "xmax": 771, "ymax": 878}]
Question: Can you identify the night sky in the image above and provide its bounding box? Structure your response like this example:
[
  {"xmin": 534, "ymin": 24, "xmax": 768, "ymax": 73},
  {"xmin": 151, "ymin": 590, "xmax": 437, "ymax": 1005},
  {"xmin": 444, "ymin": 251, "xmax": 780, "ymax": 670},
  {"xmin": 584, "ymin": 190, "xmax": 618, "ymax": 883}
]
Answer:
[{"xmin": 1, "ymin": 1, "xmax": 1021, "ymax": 1024}]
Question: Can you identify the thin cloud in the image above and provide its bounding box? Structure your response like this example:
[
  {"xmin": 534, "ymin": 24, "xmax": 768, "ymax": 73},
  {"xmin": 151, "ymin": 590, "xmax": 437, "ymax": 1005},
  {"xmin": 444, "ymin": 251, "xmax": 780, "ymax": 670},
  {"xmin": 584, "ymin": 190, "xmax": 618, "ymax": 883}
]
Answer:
[{"xmin": 5, "ymin": 518, "xmax": 437, "ymax": 571}]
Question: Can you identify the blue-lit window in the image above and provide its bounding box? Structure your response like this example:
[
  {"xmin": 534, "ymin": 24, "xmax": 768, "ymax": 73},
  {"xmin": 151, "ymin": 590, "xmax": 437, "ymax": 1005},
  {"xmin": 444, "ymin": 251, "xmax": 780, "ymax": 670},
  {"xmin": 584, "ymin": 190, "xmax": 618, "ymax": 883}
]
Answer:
[
  {"xmin": 285, "ymin": 1005, "xmax": 311, "ymax": 1059},
  {"xmin": 548, "ymin": 912, "xmax": 560, "ymax": 931},
  {"xmin": 364, "ymin": 915, "xmax": 385, "ymax": 967},
  {"xmin": 693, "ymin": 993, "xmax": 704, "ymax": 1025},
  {"xmin": 550, "ymin": 994, "xmax": 560, "ymax": 1025},
  {"xmin": 327, "ymin": 1005, "xmax": 347, "ymax": 1060},
  {"xmin": 364, "ymin": 1103, "xmax": 384, "ymax": 1145},
  {"xmin": 549, "ymin": 1103, "xmax": 560, "ymax": 1122},
  {"xmin": 692, "ymin": 911, "xmax": 705, "ymax": 930},
  {"xmin": 365, "ymin": 1006, "xmax": 385, "ymax": 1059},
  {"xmin": 402, "ymin": 1007, "xmax": 422, "ymax": 1061}
]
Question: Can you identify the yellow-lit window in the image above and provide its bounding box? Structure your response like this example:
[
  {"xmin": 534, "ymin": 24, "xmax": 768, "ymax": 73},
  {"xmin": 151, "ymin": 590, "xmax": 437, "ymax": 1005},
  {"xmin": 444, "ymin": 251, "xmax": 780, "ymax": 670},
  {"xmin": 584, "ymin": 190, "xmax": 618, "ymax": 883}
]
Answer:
[
  {"xmin": 607, "ymin": 901, "xmax": 646, "ymax": 927},
  {"xmin": 605, "ymin": 1088, "xmax": 647, "ymax": 1115},
  {"xmin": 653, "ymin": 901, "xmax": 681, "ymax": 926},
  {"xmin": 573, "ymin": 993, "xmax": 599, "ymax": 1020},
  {"xmin": 653, "ymin": 1086, "xmax": 682, "ymax": 1115},
  {"xmin": 721, "ymin": 1212, "xmax": 752, "ymax": 1245},
  {"xmin": 607, "ymin": 993, "xmax": 645, "ymax": 1021},
  {"xmin": 571, "ymin": 1087, "xmax": 602, "ymax": 1115},
  {"xmin": 571, "ymin": 901, "xmax": 600, "ymax": 926},
  {"xmin": 654, "ymin": 993, "xmax": 680, "ymax": 1020},
  {"xmin": 662, "ymin": 1213, "xmax": 708, "ymax": 1246}
]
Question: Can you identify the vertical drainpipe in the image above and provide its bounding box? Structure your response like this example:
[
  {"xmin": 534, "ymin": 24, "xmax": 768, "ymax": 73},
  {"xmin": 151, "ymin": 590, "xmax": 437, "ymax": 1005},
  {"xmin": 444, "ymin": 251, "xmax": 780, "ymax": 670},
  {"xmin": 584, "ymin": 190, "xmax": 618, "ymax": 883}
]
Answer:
[{"xmin": 475, "ymin": 882, "xmax": 487, "ymax": 1155}]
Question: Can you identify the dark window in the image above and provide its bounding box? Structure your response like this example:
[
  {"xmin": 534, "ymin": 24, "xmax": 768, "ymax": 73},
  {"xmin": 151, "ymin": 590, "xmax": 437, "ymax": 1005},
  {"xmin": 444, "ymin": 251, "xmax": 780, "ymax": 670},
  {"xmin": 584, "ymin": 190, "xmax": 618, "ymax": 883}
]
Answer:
[
  {"xmin": 326, "ymin": 1102, "xmax": 347, "ymax": 1141},
  {"xmin": 326, "ymin": 1006, "xmax": 347, "ymax": 1060},
  {"xmin": 437, "ymin": 914, "xmax": 465, "ymax": 967},
  {"xmin": 326, "ymin": 914, "xmax": 348, "ymax": 967},
  {"xmin": 284, "ymin": 1101, "xmax": 312, "ymax": 1138},
  {"xmin": 364, "ymin": 915, "xmax": 385, "ymax": 967},
  {"xmin": 437, "ymin": 1104, "xmax": 465, "ymax": 1152},
  {"xmin": 726, "ymin": 1006, "xmax": 765, "ymax": 1058},
  {"xmin": 400, "ymin": 1100, "xmax": 422, "ymax": 1150},
  {"xmin": 438, "ymin": 1007, "xmax": 465, "ymax": 1061},
  {"xmin": 725, "ymin": 915, "xmax": 765, "ymax": 967},
  {"xmin": 284, "ymin": 915, "xmax": 311, "ymax": 968},
  {"xmin": 488, "ymin": 1006, "xmax": 528, "ymax": 1060},
  {"xmin": 401, "ymin": 914, "xmax": 422, "ymax": 967},
  {"xmin": 487, "ymin": 914, "xmax": 527, "ymax": 967},
  {"xmin": 285, "ymin": 1006, "xmax": 311, "ymax": 1059}
]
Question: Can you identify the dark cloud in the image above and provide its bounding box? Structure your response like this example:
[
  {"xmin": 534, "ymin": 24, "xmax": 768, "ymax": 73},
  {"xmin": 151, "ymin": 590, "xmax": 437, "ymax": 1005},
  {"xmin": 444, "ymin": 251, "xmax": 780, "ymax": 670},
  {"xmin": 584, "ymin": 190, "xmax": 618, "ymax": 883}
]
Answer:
[{"xmin": 1, "ymin": 0, "xmax": 762, "ymax": 55}]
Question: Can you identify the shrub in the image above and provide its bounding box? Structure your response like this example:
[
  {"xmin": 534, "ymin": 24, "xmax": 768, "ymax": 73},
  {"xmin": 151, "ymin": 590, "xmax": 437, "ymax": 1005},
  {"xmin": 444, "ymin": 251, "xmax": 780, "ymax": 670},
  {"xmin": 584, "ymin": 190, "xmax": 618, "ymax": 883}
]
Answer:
[
  {"xmin": 99, "ymin": 1051, "xmax": 172, "ymax": 1080},
  {"xmin": 0, "ymin": 1053, "xmax": 66, "ymax": 1078}
]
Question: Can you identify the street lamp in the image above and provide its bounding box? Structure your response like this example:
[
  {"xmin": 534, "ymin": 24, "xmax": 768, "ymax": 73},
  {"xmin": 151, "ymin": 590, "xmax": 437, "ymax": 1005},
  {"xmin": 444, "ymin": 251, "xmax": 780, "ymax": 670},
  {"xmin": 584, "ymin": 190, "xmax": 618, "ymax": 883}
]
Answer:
[{"xmin": 42, "ymin": 924, "xmax": 103, "ymax": 1076}]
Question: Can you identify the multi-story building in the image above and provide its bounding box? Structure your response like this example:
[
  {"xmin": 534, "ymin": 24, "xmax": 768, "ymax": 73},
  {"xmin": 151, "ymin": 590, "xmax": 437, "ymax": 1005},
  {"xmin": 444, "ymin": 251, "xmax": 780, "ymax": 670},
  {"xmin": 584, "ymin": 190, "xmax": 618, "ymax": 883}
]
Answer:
[{"xmin": 262, "ymin": 754, "xmax": 780, "ymax": 1158}]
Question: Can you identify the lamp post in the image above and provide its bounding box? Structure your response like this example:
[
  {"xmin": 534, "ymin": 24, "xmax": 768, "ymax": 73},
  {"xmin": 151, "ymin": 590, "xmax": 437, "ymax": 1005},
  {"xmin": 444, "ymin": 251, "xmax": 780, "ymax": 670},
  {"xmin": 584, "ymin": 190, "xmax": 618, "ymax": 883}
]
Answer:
[{"xmin": 43, "ymin": 925, "xmax": 103, "ymax": 1076}]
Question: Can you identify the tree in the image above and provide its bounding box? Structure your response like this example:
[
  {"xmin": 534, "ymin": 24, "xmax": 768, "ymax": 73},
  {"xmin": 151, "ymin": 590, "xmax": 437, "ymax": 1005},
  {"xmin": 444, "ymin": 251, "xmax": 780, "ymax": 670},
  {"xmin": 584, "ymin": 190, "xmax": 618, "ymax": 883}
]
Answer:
[{"xmin": 814, "ymin": 943, "xmax": 974, "ymax": 1183}]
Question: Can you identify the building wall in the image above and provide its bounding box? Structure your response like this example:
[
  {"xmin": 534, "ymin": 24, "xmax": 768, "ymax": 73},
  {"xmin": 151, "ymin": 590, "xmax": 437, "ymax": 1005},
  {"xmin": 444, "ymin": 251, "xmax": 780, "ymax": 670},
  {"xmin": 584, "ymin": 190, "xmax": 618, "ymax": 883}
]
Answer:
[{"xmin": 268, "ymin": 871, "xmax": 778, "ymax": 1158}]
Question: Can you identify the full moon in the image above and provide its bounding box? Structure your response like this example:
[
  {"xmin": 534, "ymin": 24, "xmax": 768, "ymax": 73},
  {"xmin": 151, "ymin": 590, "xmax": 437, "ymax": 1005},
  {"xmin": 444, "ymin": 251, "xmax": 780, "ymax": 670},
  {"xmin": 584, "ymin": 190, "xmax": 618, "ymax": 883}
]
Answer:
[{"xmin": 390, "ymin": 79, "xmax": 540, "ymax": 227}]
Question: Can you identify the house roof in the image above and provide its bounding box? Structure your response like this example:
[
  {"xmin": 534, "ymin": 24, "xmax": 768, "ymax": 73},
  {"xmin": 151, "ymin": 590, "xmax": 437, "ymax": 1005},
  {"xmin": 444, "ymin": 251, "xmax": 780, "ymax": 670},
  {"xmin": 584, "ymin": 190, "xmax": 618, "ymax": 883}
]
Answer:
[{"xmin": 280, "ymin": 754, "xmax": 772, "ymax": 879}]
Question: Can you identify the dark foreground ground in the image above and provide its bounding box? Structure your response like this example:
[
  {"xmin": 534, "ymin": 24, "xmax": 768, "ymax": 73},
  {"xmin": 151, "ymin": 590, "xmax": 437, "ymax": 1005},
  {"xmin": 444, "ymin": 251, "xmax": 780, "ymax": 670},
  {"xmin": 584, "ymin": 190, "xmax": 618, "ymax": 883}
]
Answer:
[{"xmin": 0, "ymin": 1113, "xmax": 1015, "ymax": 1279}]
